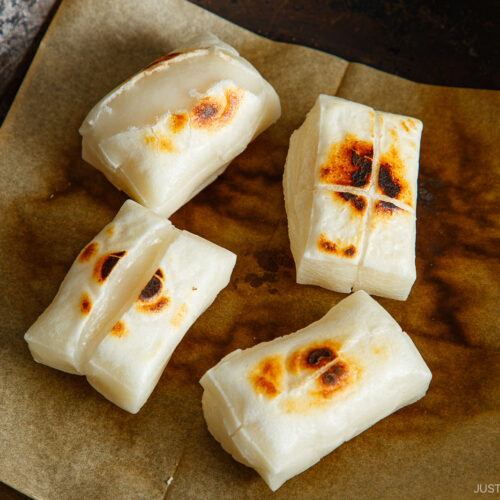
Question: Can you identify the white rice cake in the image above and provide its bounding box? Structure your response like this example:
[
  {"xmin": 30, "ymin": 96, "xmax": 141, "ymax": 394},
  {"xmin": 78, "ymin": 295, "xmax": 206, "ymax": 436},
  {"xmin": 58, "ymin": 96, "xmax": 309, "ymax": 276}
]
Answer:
[
  {"xmin": 24, "ymin": 200, "xmax": 173, "ymax": 374},
  {"xmin": 353, "ymin": 200, "xmax": 416, "ymax": 299},
  {"xmin": 85, "ymin": 230, "xmax": 236, "ymax": 413},
  {"xmin": 283, "ymin": 95, "xmax": 423, "ymax": 300},
  {"xmin": 295, "ymin": 189, "xmax": 369, "ymax": 293},
  {"xmin": 200, "ymin": 290, "xmax": 432, "ymax": 491},
  {"xmin": 80, "ymin": 33, "xmax": 281, "ymax": 217}
]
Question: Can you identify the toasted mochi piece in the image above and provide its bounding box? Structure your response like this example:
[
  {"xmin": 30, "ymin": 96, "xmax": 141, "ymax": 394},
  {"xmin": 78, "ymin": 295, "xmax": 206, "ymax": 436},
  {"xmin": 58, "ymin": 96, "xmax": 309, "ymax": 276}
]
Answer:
[
  {"xmin": 353, "ymin": 201, "xmax": 416, "ymax": 300},
  {"xmin": 200, "ymin": 291, "xmax": 431, "ymax": 491},
  {"xmin": 24, "ymin": 200, "xmax": 173, "ymax": 374},
  {"xmin": 80, "ymin": 33, "xmax": 281, "ymax": 216},
  {"xmin": 283, "ymin": 94, "xmax": 422, "ymax": 300},
  {"xmin": 85, "ymin": 231, "xmax": 236, "ymax": 413}
]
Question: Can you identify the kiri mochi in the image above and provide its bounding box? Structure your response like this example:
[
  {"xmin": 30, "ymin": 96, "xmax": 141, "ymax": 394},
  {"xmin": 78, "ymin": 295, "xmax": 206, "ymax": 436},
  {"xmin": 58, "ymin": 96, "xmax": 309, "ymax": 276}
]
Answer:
[
  {"xmin": 85, "ymin": 230, "xmax": 236, "ymax": 413},
  {"xmin": 25, "ymin": 199, "xmax": 237, "ymax": 412},
  {"xmin": 80, "ymin": 33, "xmax": 281, "ymax": 217},
  {"xmin": 283, "ymin": 95, "xmax": 422, "ymax": 300},
  {"xmin": 200, "ymin": 291, "xmax": 431, "ymax": 491},
  {"xmin": 24, "ymin": 200, "xmax": 173, "ymax": 374}
]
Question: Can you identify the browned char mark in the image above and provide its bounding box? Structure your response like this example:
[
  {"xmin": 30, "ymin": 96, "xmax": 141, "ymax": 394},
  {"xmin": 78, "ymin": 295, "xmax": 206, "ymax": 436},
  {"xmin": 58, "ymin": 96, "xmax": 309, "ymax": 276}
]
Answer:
[
  {"xmin": 288, "ymin": 341, "xmax": 341, "ymax": 374},
  {"xmin": 318, "ymin": 234, "xmax": 357, "ymax": 258},
  {"xmin": 337, "ymin": 192, "xmax": 367, "ymax": 212},
  {"xmin": 250, "ymin": 355, "xmax": 284, "ymax": 398},
  {"xmin": 80, "ymin": 293, "xmax": 92, "ymax": 315},
  {"xmin": 378, "ymin": 164, "xmax": 402, "ymax": 198},
  {"xmin": 93, "ymin": 251, "xmax": 126, "ymax": 284},
  {"xmin": 319, "ymin": 135, "xmax": 373, "ymax": 188},
  {"xmin": 135, "ymin": 268, "xmax": 170, "ymax": 313},
  {"xmin": 190, "ymin": 89, "xmax": 242, "ymax": 129},
  {"xmin": 78, "ymin": 242, "xmax": 99, "ymax": 263},
  {"xmin": 375, "ymin": 200, "xmax": 401, "ymax": 215}
]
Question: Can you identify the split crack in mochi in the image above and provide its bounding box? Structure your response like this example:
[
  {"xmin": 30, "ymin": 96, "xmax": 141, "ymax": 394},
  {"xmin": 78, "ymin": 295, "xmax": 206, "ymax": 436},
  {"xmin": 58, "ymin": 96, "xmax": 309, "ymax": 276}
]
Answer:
[
  {"xmin": 283, "ymin": 95, "xmax": 423, "ymax": 301},
  {"xmin": 79, "ymin": 33, "xmax": 281, "ymax": 217},
  {"xmin": 200, "ymin": 290, "xmax": 432, "ymax": 491},
  {"xmin": 24, "ymin": 200, "xmax": 236, "ymax": 413}
]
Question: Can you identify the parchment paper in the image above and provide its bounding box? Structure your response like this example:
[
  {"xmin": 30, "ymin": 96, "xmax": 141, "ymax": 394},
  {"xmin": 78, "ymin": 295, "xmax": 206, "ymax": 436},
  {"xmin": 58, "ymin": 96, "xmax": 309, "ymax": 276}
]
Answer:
[{"xmin": 0, "ymin": 0, "xmax": 498, "ymax": 498}]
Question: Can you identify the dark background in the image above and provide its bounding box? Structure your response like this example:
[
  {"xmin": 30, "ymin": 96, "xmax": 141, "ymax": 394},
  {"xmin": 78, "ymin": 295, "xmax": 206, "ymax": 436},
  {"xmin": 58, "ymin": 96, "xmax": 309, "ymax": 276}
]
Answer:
[
  {"xmin": 1, "ymin": 0, "xmax": 498, "ymax": 127},
  {"xmin": 0, "ymin": 0, "xmax": 498, "ymax": 497}
]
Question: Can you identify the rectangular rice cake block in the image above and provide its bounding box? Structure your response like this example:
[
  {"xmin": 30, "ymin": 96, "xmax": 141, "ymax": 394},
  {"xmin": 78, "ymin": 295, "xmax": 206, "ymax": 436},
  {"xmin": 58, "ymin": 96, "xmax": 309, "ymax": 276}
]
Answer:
[
  {"xmin": 24, "ymin": 200, "xmax": 173, "ymax": 374},
  {"xmin": 200, "ymin": 291, "xmax": 432, "ymax": 491},
  {"xmin": 80, "ymin": 34, "xmax": 281, "ymax": 217},
  {"xmin": 85, "ymin": 231, "xmax": 236, "ymax": 413},
  {"xmin": 283, "ymin": 95, "xmax": 423, "ymax": 300}
]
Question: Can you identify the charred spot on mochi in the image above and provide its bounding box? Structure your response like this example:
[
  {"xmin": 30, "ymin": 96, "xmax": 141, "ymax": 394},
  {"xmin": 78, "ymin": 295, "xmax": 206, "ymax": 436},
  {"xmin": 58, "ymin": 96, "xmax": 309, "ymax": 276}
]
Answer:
[
  {"xmin": 136, "ymin": 297, "xmax": 170, "ymax": 314},
  {"xmin": 343, "ymin": 245, "xmax": 356, "ymax": 257},
  {"xmin": 311, "ymin": 361, "xmax": 351, "ymax": 400},
  {"xmin": 93, "ymin": 251, "xmax": 126, "ymax": 284},
  {"xmin": 319, "ymin": 135, "xmax": 373, "ymax": 188},
  {"xmin": 106, "ymin": 226, "xmax": 114, "ymax": 237},
  {"xmin": 318, "ymin": 234, "xmax": 337, "ymax": 254},
  {"xmin": 321, "ymin": 362, "xmax": 347, "ymax": 386},
  {"xmin": 192, "ymin": 98, "xmax": 220, "ymax": 127},
  {"xmin": 144, "ymin": 52, "xmax": 181, "ymax": 70},
  {"xmin": 378, "ymin": 164, "xmax": 401, "ymax": 198},
  {"xmin": 191, "ymin": 88, "xmax": 242, "ymax": 129},
  {"xmin": 100, "ymin": 256, "xmax": 120, "ymax": 280},
  {"xmin": 136, "ymin": 269, "xmax": 170, "ymax": 313},
  {"xmin": 149, "ymin": 297, "xmax": 169, "ymax": 313},
  {"xmin": 80, "ymin": 293, "xmax": 92, "ymax": 315},
  {"xmin": 376, "ymin": 200, "xmax": 400, "ymax": 215},
  {"xmin": 110, "ymin": 321, "xmax": 127, "ymax": 338},
  {"xmin": 288, "ymin": 341, "xmax": 341, "ymax": 374},
  {"xmin": 139, "ymin": 275, "xmax": 163, "ymax": 302},
  {"xmin": 318, "ymin": 234, "xmax": 357, "ymax": 258},
  {"xmin": 307, "ymin": 348, "xmax": 336, "ymax": 367},
  {"xmin": 337, "ymin": 192, "xmax": 366, "ymax": 213},
  {"xmin": 78, "ymin": 242, "xmax": 99, "ymax": 263},
  {"xmin": 250, "ymin": 355, "xmax": 284, "ymax": 398},
  {"xmin": 351, "ymin": 149, "xmax": 372, "ymax": 187}
]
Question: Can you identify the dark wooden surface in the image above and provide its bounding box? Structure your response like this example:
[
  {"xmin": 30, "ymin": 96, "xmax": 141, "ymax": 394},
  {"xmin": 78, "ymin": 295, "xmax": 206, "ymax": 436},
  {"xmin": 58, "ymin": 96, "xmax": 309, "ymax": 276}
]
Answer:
[
  {"xmin": 0, "ymin": 0, "xmax": 497, "ymax": 498},
  {"xmin": 1, "ymin": 0, "xmax": 498, "ymax": 127}
]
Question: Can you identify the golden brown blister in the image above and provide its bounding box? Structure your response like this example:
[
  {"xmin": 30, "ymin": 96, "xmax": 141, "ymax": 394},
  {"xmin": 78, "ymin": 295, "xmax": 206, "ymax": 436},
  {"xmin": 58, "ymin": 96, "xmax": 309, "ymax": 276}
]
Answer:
[
  {"xmin": 319, "ymin": 135, "xmax": 373, "ymax": 188},
  {"xmin": 250, "ymin": 355, "xmax": 285, "ymax": 398}
]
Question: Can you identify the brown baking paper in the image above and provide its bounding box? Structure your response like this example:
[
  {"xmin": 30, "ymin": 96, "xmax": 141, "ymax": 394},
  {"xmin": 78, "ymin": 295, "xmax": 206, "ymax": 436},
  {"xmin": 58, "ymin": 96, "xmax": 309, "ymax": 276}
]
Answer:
[{"xmin": 0, "ymin": 0, "xmax": 498, "ymax": 498}]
